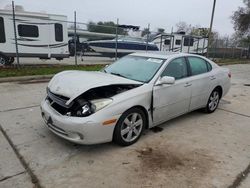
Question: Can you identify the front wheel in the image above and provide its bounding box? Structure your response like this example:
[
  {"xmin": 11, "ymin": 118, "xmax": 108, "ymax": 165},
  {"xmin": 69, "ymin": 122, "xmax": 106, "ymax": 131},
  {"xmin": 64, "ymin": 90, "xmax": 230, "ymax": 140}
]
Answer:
[
  {"xmin": 113, "ymin": 108, "xmax": 146, "ymax": 146},
  {"xmin": 205, "ymin": 89, "xmax": 220, "ymax": 113}
]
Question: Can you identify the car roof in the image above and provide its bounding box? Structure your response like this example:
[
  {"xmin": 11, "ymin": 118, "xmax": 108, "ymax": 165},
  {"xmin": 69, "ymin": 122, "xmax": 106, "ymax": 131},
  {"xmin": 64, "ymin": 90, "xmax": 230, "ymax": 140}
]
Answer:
[{"xmin": 130, "ymin": 52, "xmax": 202, "ymax": 59}]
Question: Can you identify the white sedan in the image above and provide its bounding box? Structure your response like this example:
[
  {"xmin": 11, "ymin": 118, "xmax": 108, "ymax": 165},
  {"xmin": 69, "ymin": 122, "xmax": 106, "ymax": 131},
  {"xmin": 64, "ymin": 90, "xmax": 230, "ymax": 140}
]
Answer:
[{"xmin": 41, "ymin": 52, "xmax": 231, "ymax": 146}]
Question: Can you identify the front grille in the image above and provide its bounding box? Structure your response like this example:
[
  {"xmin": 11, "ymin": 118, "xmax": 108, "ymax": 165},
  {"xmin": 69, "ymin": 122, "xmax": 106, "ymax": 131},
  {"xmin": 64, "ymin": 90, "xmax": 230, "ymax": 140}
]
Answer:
[{"xmin": 47, "ymin": 88, "xmax": 71, "ymax": 115}]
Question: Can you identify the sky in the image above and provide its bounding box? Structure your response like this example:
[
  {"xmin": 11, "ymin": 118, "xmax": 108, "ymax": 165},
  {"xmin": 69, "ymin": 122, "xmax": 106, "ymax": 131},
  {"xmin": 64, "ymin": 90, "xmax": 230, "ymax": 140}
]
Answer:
[{"xmin": 0, "ymin": 0, "xmax": 244, "ymax": 36}]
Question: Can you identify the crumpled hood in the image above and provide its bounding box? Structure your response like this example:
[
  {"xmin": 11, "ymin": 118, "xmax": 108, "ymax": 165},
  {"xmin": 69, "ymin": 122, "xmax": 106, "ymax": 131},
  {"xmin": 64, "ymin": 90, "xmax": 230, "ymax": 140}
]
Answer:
[{"xmin": 48, "ymin": 70, "xmax": 142, "ymax": 104}]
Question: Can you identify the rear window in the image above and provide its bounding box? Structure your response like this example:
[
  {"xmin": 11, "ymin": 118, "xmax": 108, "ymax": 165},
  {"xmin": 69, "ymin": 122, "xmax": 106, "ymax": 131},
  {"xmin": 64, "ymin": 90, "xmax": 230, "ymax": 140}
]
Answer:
[
  {"xmin": 0, "ymin": 17, "xmax": 6, "ymax": 43},
  {"xmin": 18, "ymin": 24, "xmax": 39, "ymax": 38},
  {"xmin": 184, "ymin": 37, "xmax": 194, "ymax": 46},
  {"xmin": 55, "ymin": 23, "xmax": 63, "ymax": 42},
  {"xmin": 188, "ymin": 57, "xmax": 209, "ymax": 76}
]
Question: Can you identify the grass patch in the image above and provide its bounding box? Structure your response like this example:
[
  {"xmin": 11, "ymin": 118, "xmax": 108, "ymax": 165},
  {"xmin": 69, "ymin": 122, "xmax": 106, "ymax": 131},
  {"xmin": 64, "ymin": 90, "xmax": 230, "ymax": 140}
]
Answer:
[
  {"xmin": 0, "ymin": 64, "xmax": 105, "ymax": 78},
  {"xmin": 213, "ymin": 58, "xmax": 250, "ymax": 65}
]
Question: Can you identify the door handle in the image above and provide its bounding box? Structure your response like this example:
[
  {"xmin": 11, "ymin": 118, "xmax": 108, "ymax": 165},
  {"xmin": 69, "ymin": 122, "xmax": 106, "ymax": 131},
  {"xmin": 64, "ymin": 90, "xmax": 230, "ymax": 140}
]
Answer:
[
  {"xmin": 184, "ymin": 83, "xmax": 192, "ymax": 87},
  {"xmin": 210, "ymin": 76, "xmax": 216, "ymax": 80}
]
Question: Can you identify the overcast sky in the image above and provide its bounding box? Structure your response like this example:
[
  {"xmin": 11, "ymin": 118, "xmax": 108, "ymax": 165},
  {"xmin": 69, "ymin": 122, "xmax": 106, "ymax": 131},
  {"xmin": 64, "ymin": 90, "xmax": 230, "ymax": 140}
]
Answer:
[{"xmin": 0, "ymin": 0, "xmax": 244, "ymax": 36}]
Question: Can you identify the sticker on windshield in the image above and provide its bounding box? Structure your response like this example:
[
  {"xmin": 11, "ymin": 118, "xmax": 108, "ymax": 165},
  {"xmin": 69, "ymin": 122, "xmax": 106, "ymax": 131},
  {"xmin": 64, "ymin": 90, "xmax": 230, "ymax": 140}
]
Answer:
[{"xmin": 147, "ymin": 58, "xmax": 163, "ymax": 64}]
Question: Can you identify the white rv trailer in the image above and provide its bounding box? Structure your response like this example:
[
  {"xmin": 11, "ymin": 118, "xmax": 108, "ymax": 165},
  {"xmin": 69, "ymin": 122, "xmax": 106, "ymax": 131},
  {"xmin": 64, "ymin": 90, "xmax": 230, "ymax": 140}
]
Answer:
[
  {"xmin": 152, "ymin": 32, "xmax": 208, "ymax": 54},
  {"xmin": 0, "ymin": 9, "xmax": 69, "ymax": 65}
]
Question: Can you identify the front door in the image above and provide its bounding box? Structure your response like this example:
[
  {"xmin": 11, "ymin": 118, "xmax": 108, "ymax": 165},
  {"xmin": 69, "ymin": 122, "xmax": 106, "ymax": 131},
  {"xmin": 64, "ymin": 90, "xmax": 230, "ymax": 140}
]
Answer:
[{"xmin": 153, "ymin": 57, "xmax": 192, "ymax": 125}]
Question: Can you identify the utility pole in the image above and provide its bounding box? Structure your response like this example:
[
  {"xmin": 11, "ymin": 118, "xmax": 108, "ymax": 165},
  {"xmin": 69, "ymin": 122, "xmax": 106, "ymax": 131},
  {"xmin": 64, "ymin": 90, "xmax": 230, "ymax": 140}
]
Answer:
[{"xmin": 207, "ymin": 0, "xmax": 217, "ymax": 58}]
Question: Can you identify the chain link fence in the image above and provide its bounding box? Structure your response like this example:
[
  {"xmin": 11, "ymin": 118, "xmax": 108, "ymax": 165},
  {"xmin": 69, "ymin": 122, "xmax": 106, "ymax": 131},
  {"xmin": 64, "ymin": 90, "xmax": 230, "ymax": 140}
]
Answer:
[
  {"xmin": 208, "ymin": 38, "xmax": 250, "ymax": 59},
  {"xmin": 1, "ymin": 3, "xmax": 249, "ymax": 67}
]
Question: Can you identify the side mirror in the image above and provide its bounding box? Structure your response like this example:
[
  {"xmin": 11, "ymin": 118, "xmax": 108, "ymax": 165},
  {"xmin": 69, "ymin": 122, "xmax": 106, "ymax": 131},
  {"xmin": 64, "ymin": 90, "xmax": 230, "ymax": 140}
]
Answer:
[{"xmin": 155, "ymin": 76, "xmax": 175, "ymax": 86}]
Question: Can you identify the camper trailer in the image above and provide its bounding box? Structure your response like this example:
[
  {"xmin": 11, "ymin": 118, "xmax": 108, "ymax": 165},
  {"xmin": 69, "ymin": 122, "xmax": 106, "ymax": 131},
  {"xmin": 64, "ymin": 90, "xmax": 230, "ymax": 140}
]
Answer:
[
  {"xmin": 0, "ymin": 9, "xmax": 69, "ymax": 65},
  {"xmin": 152, "ymin": 32, "xmax": 208, "ymax": 54}
]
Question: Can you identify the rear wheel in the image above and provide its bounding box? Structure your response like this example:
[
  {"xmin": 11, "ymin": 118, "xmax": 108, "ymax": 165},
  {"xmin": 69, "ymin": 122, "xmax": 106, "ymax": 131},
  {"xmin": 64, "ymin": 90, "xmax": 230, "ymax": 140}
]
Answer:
[
  {"xmin": 113, "ymin": 108, "xmax": 146, "ymax": 146},
  {"xmin": 0, "ymin": 55, "xmax": 14, "ymax": 66},
  {"xmin": 8, "ymin": 57, "xmax": 15, "ymax": 64},
  {"xmin": 0, "ymin": 55, "xmax": 8, "ymax": 66},
  {"xmin": 205, "ymin": 89, "xmax": 220, "ymax": 113}
]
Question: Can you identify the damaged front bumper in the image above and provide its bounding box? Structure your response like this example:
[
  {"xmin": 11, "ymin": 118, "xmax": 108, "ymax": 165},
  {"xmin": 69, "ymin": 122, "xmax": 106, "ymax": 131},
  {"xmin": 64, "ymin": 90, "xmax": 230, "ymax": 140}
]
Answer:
[{"xmin": 40, "ymin": 99, "xmax": 119, "ymax": 145}]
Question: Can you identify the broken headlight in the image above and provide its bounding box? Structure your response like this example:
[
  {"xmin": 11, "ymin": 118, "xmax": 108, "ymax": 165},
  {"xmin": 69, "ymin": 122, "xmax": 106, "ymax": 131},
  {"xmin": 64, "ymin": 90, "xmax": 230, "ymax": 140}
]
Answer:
[
  {"xmin": 70, "ymin": 98, "xmax": 112, "ymax": 117},
  {"xmin": 91, "ymin": 98, "xmax": 113, "ymax": 112},
  {"xmin": 70, "ymin": 99, "xmax": 94, "ymax": 117}
]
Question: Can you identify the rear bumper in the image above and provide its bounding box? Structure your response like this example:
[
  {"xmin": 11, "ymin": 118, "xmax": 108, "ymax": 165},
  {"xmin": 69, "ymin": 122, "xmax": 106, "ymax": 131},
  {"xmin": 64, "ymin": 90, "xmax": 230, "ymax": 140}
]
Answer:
[{"xmin": 40, "ymin": 99, "xmax": 119, "ymax": 145}]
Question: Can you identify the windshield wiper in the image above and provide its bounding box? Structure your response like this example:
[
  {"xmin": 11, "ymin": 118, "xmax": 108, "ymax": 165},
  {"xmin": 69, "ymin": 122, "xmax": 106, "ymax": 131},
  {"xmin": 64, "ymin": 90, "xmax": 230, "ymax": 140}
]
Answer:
[{"xmin": 110, "ymin": 72, "xmax": 127, "ymax": 78}]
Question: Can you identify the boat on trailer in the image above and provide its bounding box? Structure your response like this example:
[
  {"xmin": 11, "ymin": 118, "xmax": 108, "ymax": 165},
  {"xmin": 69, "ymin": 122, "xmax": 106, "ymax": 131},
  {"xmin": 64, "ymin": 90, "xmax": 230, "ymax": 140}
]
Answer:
[{"xmin": 87, "ymin": 36, "xmax": 159, "ymax": 57}]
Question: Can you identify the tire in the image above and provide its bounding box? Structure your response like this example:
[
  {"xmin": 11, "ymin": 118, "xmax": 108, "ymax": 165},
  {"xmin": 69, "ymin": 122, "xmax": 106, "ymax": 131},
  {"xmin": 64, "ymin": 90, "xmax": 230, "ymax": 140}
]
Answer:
[
  {"xmin": 113, "ymin": 108, "xmax": 146, "ymax": 146},
  {"xmin": 204, "ymin": 89, "xmax": 220, "ymax": 113},
  {"xmin": 0, "ymin": 55, "xmax": 8, "ymax": 66},
  {"xmin": 8, "ymin": 57, "xmax": 15, "ymax": 64}
]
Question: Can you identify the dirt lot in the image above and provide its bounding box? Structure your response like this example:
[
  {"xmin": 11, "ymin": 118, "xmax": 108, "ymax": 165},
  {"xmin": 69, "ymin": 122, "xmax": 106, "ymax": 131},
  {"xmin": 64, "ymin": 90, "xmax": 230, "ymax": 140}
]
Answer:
[{"xmin": 0, "ymin": 64, "xmax": 250, "ymax": 188}]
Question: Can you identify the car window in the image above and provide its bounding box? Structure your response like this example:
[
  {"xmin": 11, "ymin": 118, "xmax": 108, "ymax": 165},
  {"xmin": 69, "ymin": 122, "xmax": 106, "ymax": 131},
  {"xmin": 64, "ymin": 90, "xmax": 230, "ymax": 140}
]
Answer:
[
  {"xmin": 207, "ymin": 61, "xmax": 212, "ymax": 71},
  {"xmin": 188, "ymin": 57, "xmax": 208, "ymax": 76},
  {"xmin": 161, "ymin": 58, "xmax": 188, "ymax": 80},
  {"xmin": 105, "ymin": 56, "xmax": 165, "ymax": 83}
]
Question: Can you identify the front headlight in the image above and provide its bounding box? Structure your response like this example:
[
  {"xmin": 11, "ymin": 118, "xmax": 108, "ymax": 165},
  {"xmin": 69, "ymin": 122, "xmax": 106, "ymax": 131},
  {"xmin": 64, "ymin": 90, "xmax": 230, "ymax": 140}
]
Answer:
[{"xmin": 91, "ymin": 98, "xmax": 113, "ymax": 112}]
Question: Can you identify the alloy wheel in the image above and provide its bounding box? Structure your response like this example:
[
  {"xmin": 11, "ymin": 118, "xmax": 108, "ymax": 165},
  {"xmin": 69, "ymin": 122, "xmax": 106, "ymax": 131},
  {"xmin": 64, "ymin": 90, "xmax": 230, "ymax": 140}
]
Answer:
[
  {"xmin": 208, "ymin": 90, "xmax": 219, "ymax": 111},
  {"xmin": 121, "ymin": 112, "xmax": 143, "ymax": 142}
]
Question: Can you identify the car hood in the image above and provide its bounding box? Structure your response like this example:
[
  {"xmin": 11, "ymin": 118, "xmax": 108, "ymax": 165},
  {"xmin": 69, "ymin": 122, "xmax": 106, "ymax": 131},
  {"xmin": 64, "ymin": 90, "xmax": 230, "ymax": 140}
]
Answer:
[{"xmin": 48, "ymin": 70, "xmax": 142, "ymax": 104}]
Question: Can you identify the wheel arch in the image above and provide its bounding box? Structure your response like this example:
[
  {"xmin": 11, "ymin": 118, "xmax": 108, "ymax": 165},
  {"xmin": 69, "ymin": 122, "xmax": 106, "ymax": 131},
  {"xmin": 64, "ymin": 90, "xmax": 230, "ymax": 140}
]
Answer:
[
  {"xmin": 132, "ymin": 105, "xmax": 149, "ymax": 129},
  {"xmin": 214, "ymin": 85, "xmax": 223, "ymax": 99},
  {"xmin": 0, "ymin": 52, "xmax": 7, "ymax": 58},
  {"xmin": 115, "ymin": 105, "xmax": 149, "ymax": 130}
]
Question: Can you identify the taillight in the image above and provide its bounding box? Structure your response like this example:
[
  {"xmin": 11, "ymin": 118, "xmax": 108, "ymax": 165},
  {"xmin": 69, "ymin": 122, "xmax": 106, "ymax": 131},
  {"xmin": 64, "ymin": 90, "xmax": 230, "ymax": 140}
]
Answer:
[{"xmin": 228, "ymin": 72, "xmax": 231, "ymax": 78}]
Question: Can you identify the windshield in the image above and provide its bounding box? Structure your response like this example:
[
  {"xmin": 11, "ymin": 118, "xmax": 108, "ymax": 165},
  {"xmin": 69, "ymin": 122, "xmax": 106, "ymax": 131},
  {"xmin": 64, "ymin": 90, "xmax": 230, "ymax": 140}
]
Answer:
[{"xmin": 104, "ymin": 55, "xmax": 165, "ymax": 83}]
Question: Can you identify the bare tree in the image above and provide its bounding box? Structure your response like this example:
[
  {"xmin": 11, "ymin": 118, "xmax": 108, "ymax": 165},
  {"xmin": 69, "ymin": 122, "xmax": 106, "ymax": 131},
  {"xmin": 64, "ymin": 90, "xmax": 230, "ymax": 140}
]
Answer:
[
  {"xmin": 175, "ymin": 21, "xmax": 192, "ymax": 34},
  {"xmin": 232, "ymin": 0, "xmax": 250, "ymax": 57}
]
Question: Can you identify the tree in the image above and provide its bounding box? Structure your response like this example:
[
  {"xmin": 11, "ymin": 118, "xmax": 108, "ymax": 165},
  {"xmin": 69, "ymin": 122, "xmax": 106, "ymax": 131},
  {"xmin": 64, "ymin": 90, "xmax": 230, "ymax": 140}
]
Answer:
[
  {"xmin": 190, "ymin": 27, "xmax": 210, "ymax": 37},
  {"xmin": 157, "ymin": 28, "xmax": 165, "ymax": 34},
  {"xmin": 232, "ymin": 0, "xmax": 250, "ymax": 57},
  {"xmin": 175, "ymin": 21, "xmax": 192, "ymax": 34},
  {"xmin": 87, "ymin": 21, "xmax": 126, "ymax": 35}
]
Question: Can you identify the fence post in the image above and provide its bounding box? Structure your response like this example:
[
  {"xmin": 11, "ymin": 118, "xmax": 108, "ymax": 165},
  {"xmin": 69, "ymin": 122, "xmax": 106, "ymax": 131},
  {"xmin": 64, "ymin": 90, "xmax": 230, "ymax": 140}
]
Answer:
[
  {"xmin": 12, "ymin": 1, "xmax": 19, "ymax": 68},
  {"xmin": 213, "ymin": 39, "xmax": 218, "ymax": 59},
  {"xmin": 74, "ymin": 11, "xmax": 77, "ymax": 65},
  {"xmin": 202, "ymin": 38, "xmax": 205, "ymax": 55},
  {"xmin": 115, "ymin": 18, "xmax": 119, "ymax": 61},
  {"xmin": 232, "ymin": 46, "xmax": 235, "ymax": 59},
  {"xmin": 146, "ymin": 23, "xmax": 150, "ymax": 52},
  {"xmin": 160, "ymin": 35, "xmax": 163, "ymax": 51},
  {"xmin": 188, "ymin": 37, "xmax": 191, "ymax": 53}
]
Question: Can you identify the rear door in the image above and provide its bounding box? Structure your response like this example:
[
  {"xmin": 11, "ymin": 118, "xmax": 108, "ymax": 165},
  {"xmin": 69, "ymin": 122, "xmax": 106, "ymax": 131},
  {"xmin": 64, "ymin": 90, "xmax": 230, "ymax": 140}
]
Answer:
[
  {"xmin": 153, "ymin": 57, "xmax": 192, "ymax": 124},
  {"xmin": 187, "ymin": 56, "xmax": 216, "ymax": 110}
]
